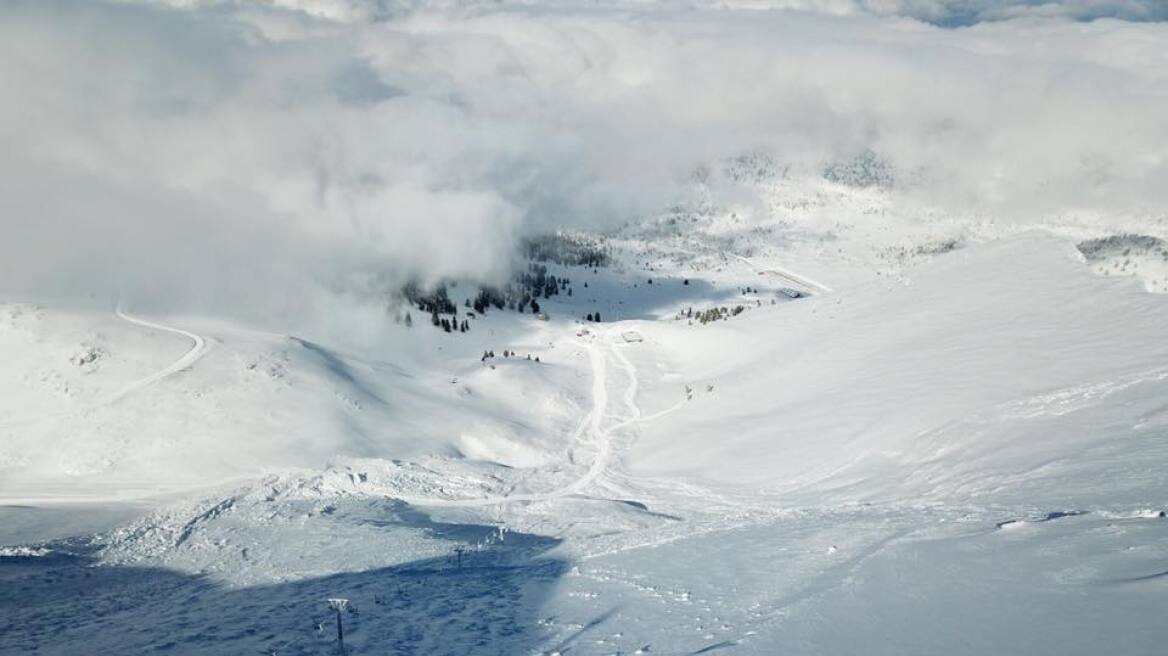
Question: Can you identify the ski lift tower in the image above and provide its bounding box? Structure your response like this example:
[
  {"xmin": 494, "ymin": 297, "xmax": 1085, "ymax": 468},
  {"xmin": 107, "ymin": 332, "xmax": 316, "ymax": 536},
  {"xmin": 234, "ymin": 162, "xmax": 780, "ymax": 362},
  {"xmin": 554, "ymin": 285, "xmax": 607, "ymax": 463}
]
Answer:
[{"xmin": 327, "ymin": 598, "xmax": 349, "ymax": 653}]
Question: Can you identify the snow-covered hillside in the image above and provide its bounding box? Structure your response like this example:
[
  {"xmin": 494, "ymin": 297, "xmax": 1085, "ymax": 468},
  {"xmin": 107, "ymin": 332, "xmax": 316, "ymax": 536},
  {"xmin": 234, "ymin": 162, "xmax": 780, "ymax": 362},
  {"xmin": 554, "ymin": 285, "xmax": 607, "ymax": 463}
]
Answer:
[
  {"xmin": 4, "ymin": 0, "xmax": 1168, "ymax": 653},
  {"xmin": 4, "ymin": 177, "xmax": 1167, "ymax": 654}
]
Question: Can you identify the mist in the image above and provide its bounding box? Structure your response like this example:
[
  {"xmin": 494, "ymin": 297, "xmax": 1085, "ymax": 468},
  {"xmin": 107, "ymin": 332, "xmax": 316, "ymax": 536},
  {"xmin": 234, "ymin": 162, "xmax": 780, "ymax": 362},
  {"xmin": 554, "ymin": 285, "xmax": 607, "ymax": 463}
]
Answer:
[{"xmin": 3, "ymin": 0, "xmax": 1167, "ymax": 328}]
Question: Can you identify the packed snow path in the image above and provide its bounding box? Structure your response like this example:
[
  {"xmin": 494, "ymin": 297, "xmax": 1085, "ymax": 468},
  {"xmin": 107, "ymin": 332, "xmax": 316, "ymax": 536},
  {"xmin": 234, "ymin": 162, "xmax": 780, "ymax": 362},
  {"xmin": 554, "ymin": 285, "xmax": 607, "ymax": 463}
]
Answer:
[
  {"xmin": 109, "ymin": 305, "xmax": 208, "ymax": 404},
  {"xmin": 0, "ymin": 306, "xmax": 208, "ymax": 433},
  {"xmin": 394, "ymin": 330, "xmax": 686, "ymax": 508},
  {"xmin": 733, "ymin": 254, "xmax": 833, "ymax": 294}
]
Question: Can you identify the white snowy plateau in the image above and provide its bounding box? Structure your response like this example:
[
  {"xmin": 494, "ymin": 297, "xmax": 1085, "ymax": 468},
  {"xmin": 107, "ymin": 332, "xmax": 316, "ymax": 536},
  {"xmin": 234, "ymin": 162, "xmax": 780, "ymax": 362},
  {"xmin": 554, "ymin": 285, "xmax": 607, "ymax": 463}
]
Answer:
[{"xmin": 3, "ymin": 1, "xmax": 1168, "ymax": 655}]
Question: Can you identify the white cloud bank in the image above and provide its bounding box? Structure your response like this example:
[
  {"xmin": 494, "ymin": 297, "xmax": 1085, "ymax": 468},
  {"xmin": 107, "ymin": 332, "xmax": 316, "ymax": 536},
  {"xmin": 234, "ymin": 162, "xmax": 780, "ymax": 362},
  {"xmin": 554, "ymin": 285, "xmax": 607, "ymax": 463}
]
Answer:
[{"xmin": 2, "ymin": 0, "xmax": 1166, "ymax": 322}]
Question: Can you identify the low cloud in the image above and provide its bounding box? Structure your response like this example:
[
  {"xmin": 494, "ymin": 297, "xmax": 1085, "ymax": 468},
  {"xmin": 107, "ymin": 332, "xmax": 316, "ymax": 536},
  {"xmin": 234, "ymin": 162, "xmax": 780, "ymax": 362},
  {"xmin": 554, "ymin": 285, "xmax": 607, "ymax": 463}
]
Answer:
[{"xmin": 2, "ymin": 0, "xmax": 1166, "ymax": 325}]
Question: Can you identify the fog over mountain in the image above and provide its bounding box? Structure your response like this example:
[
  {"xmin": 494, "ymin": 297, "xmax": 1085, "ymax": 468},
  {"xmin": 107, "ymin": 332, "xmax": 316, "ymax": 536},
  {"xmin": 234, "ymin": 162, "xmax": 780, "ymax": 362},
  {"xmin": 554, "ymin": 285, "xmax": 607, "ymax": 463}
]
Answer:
[{"xmin": 3, "ymin": 0, "xmax": 1166, "ymax": 323}]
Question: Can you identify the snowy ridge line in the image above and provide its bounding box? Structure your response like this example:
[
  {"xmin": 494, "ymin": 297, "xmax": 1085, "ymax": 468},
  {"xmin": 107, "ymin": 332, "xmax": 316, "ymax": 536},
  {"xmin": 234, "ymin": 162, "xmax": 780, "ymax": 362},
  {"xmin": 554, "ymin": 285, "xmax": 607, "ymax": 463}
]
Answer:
[
  {"xmin": 733, "ymin": 254, "xmax": 833, "ymax": 293},
  {"xmin": 108, "ymin": 304, "xmax": 209, "ymax": 404}
]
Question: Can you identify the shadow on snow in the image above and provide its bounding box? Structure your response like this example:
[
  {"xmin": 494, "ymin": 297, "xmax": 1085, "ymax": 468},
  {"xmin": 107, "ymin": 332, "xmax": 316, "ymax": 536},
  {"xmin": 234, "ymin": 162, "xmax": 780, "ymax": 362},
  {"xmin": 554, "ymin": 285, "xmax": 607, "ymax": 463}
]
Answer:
[{"xmin": 0, "ymin": 510, "xmax": 571, "ymax": 656}]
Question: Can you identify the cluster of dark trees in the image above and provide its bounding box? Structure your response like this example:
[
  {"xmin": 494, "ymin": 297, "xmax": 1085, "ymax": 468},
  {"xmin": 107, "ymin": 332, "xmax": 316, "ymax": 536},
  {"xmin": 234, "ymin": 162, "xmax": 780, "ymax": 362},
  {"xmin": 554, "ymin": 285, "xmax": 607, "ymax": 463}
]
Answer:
[
  {"xmin": 400, "ymin": 253, "xmax": 594, "ymax": 335},
  {"xmin": 470, "ymin": 287, "xmax": 506, "ymax": 314},
  {"xmin": 482, "ymin": 349, "xmax": 540, "ymax": 363},
  {"xmin": 433, "ymin": 314, "xmax": 471, "ymax": 333},
  {"xmin": 404, "ymin": 282, "xmax": 457, "ymax": 316},
  {"xmin": 470, "ymin": 264, "xmax": 570, "ymax": 316},
  {"xmin": 398, "ymin": 282, "xmax": 475, "ymax": 333},
  {"xmin": 681, "ymin": 305, "xmax": 745, "ymax": 325},
  {"xmin": 402, "ymin": 262, "xmax": 578, "ymax": 334},
  {"xmin": 523, "ymin": 232, "xmax": 611, "ymax": 267},
  {"xmin": 516, "ymin": 263, "xmax": 570, "ymax": 302},
  {"xmin": 585, "ymin": 312, "xmax": 602, "ymax": 322}
]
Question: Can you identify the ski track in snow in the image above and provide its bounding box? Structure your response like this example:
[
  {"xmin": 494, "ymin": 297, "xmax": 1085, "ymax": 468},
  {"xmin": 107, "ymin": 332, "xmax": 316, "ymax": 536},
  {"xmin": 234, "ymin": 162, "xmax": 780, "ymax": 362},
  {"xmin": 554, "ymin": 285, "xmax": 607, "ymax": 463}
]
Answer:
[
  {"xmin": 108, "ymin": 305, "xmax": 209, "ymax": 404},
  {"xmin": 394, "ymin": 330, "xmax": 687, "ymax": 508},
  {"xmin": 387, "ymin": 256, "xmax": 820, "ymax": 511},
  {"xmin": 733, "ymin": 253, "xmax": 834, "ymax": 294},
  {"xmin": 0, "ymin": 306, "xmax": 208, "ymax": 433}
]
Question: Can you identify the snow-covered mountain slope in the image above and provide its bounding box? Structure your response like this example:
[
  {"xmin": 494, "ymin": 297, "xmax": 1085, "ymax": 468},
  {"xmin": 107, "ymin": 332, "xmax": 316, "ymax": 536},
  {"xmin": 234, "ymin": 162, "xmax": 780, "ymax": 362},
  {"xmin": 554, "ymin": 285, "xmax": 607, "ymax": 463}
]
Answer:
[
  {"xmin": 3, "ymin": 195, "xmax": 1167, "ymax": 654},
  {"xmin": 0, "ymin": 299, "xmax": 591, "ymax": 503},
  {"xmin": 629, "ymin": 232, "xmax": 1168, "ymax": 507}
]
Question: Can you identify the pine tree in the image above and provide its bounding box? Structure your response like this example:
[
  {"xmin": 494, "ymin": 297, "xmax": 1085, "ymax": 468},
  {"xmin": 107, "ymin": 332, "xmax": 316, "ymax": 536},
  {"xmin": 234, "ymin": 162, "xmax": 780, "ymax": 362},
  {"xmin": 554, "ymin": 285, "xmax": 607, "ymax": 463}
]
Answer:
[
  {"xmin": 586, "ymin": 313, "xmax": 593, "ymax": 321},
  {"xmin": 404, "ymin": 312, "xmax": 412, "ymax": 328}
]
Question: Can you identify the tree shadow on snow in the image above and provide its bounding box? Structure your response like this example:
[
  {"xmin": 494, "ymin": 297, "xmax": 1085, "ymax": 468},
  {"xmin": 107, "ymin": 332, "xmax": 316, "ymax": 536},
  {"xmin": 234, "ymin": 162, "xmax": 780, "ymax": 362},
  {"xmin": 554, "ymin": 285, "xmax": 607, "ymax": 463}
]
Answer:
[{"xmin": 542, "ymin": 273, "xmax": 772, "ymax": 323}]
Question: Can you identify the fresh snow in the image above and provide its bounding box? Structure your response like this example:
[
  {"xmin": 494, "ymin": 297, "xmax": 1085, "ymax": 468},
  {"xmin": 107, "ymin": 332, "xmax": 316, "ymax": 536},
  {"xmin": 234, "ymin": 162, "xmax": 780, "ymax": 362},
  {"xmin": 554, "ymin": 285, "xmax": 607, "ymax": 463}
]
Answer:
[{"xmin": 3, "ymin": 181, "xmax": 1168, "ymax": 655}]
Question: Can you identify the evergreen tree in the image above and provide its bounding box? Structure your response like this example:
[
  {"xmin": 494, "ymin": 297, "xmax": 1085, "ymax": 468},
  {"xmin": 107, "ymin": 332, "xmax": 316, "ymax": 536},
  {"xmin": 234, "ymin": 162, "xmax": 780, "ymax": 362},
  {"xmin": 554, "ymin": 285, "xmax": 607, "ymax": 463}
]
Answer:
[{"xmin": 404, "ymin": 312, "xmax": 412, "ymax": 328}]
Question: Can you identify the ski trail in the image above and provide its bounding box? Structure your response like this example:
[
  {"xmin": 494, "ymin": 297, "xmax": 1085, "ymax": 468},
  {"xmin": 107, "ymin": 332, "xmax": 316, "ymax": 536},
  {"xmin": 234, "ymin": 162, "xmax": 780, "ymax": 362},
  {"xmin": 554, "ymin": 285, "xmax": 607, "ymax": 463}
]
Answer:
[
  {"xmin": 0, "ymin": 307, "xmax": 209, "ymax": 429},
  {"xmin": 733, "ymin": 253, "xmax": 833, "ymax": 294},
  {"xmin": 394, "ymin": 330, "xmax": 687, "ymax": 508},
  {"xmin": 553, "ymin": 337, "xmax": 609, "ymax": 498},
  {"xmin": 608, "ymin": 339, "xmax": 688, "ymax": 428},
  {"xmin": 392, "ymin": 338, "xmax": 607, "ymax": 508},
  {"xmin": 613, "ymin": 341, "xmax": 641, "ymax": 421},
  {"xmin": 108, "ymin": 305, "xmax": 208, "ymax": 404}
]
